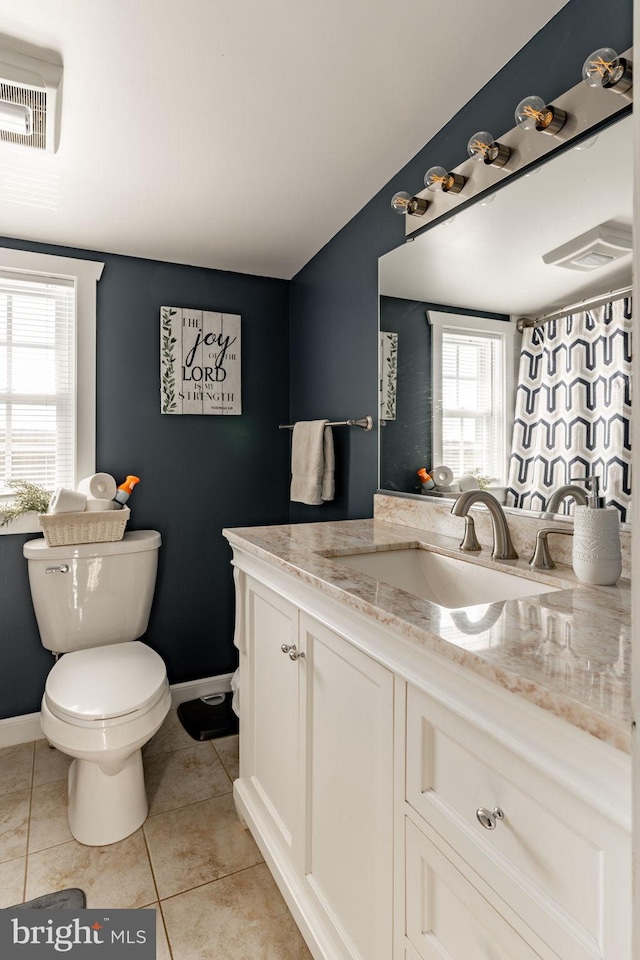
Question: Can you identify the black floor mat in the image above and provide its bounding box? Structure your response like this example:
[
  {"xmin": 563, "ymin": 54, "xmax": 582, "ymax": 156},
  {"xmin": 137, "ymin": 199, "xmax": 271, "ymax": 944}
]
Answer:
[{"xmin": 12, "ymin": 889, "xmax": 86, "ymax": 910}]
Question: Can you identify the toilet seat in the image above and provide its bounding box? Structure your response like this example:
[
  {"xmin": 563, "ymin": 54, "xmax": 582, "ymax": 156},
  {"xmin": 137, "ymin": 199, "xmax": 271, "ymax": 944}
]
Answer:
[{"xmin": 45, "ymin": 641, "xmax": 168, "ymax": 726}]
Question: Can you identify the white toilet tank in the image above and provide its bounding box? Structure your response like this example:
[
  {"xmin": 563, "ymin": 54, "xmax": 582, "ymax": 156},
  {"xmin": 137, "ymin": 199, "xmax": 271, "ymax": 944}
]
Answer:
[{"xmin": 23, "ymin": 530, "xmax": 161, "ymax": 653}]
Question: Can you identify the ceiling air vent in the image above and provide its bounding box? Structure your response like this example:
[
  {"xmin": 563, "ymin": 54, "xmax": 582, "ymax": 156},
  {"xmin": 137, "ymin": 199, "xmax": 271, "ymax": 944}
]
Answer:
[
  {"xmin": 542, "ymin": 220, "xmax": 632, "ymax": 272},
  {"xmin": 0, "ymin": 47, "xmax": 63, "ymax": 153}
]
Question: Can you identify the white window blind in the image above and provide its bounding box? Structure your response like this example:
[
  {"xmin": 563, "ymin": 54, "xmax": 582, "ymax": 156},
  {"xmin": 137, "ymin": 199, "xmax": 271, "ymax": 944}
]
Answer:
[
  {"xmin": 439, "ymin": 328, "xmax": 505, "ymax": 482},
  {"xmin": 0, "ymin": 271, "xmax": 76, "ymax": 496}
]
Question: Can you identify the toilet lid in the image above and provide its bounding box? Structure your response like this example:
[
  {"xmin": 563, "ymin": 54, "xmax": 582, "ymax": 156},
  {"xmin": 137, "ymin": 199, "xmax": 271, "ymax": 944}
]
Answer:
[{"xmin": 45, "ymin": 641, "xmax": 167, "ymax": 721}]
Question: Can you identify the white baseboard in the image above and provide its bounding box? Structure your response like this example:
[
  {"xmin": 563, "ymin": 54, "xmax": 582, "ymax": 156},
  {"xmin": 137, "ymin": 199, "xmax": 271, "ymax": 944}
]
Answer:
[
  {"xmin": 0, "ymin": 672, "xmax": 235, "ymax": 748},
  {"xmin": 0, "ymin": 712, "xmax": 43, "ymax": 748},
  {"xmin": 169, "ymin": 672, "xmax": 233, "ymax": 708}
]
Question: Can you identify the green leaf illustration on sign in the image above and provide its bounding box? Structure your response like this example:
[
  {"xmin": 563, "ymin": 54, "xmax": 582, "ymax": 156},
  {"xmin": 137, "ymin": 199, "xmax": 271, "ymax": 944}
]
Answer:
[{"xmin": 161, "ymin": 308, "xmax": 177, "ymax": 414}]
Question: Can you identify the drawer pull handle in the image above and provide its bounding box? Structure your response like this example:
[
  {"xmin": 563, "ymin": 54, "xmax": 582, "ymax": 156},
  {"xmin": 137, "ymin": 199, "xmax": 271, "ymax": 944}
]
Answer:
[
  {"xmin": 476, "ymin": 806, "xmax": 504, "ymax": 830},
  {"xmin": 280, "ymin": 644, "xmax": 293, "ymax": 654},
  {"xmin": 289, "ymin": 646, "xmax": 305, "ymax": 661}
]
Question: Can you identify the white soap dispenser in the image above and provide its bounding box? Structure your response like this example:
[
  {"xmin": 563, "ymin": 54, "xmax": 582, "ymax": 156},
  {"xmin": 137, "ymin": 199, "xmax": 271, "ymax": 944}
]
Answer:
[{"xmin": 571, "ymin": 476, "xmax": 622, "ymax": 586}]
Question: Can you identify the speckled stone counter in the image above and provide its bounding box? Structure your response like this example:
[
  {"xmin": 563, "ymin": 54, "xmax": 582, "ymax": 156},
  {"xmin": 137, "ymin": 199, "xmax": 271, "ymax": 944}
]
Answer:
[{"xmin": 223, "ymin": 517, "xmax": 631, "ymax": 753}]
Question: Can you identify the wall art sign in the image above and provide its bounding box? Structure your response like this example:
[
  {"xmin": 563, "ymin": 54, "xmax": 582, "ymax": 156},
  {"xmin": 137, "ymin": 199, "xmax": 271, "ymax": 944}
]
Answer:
[
  {"xmin": 161, "ymin": 307, "xmax": 241, "ymax": 415},
  {"xmin": 379, "ymin": 331, "xmax": 398, "ymax": 421}
]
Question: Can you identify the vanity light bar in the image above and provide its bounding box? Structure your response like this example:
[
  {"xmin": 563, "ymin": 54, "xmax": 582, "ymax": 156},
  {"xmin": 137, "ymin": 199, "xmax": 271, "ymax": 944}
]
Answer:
[{"xmin": 393, "ymin": 44, "xmax": 633, "ymax": 227}]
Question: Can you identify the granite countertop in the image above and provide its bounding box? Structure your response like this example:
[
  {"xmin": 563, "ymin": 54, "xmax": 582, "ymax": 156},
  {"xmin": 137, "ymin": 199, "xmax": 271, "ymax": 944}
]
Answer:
[{"xmin": 223, "ymin": 518, "xmax": 631, "ymax": 754}]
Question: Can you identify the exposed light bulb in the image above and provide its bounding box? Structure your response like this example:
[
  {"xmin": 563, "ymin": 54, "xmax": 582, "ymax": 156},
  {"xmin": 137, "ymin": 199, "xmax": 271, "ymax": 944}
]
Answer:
[
  {"xmin": 390, "ymin": 191, "xmax": 428, "ymax": 217},
  {"xmin": 466, "ymin": 132, "xmax": 511, "ymax": 167},
  {"xmin": 582, "ymin": 47, "xmax": 632, "ymax": 93},
  {"xmin": 574, "ymin": 134, "xmax": 599, "ymax": 150},
  {"xmin": 515, "ymin": 96, "xmax": 566, "ymax": 136},
  {"xmin": 423, "ymin": 166, "xmax": 465, "ymax": 195}
]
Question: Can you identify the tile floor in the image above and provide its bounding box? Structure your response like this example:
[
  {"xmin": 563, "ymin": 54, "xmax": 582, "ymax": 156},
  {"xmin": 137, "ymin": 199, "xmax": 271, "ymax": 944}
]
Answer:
[{"xmin": 0, "ymin": 710, "xmax": 312, "ymax": 959}]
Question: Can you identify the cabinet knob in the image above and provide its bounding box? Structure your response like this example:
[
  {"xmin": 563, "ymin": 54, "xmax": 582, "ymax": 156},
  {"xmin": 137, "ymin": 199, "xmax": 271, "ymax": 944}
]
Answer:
[
  {"xmin": 476, "ymin": 806, "xmax": 504, "ymax": 830},
  {"xmin": 280, "ymin": 644, "xmax": 293, "ymax": 654},
  {"xmin": 289, "ymin": 647, "xmax": 305, "ymax": 661}
]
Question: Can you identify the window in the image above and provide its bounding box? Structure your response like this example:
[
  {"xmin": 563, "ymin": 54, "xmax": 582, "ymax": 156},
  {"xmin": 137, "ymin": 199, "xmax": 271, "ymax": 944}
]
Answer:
[
  {"xmin": 429, "ymin": 311, "xmax": 516, "ymax": 485},
  {"xmin": 0, "ymin": 248, "xmax": 103, "ymax": 534}
]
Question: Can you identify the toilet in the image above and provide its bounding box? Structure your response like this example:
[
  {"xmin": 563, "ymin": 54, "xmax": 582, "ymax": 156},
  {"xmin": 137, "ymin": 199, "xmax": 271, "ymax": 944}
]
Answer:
[{"xmin": 23, "ymin": 530, "xmax": 171, "ymax": 847}]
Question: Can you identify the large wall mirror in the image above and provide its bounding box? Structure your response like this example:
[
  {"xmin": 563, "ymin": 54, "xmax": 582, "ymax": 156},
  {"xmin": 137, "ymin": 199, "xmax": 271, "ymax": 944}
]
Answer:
[{"xmin": 378, "ymin": 112, "xmax": 632, "ymax": 524}]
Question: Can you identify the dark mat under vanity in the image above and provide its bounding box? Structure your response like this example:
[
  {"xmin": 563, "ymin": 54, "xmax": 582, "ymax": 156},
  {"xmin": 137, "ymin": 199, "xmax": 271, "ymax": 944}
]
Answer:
[{"xmin": 12, "ymin": 889, "xmax": 86, "ymax": 910}]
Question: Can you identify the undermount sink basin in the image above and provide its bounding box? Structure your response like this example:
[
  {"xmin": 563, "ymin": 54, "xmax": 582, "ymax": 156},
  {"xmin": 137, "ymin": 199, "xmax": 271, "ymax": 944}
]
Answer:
[{"xmin": 332, "ymin": 548, "xmax": 560, "ymax": 609}]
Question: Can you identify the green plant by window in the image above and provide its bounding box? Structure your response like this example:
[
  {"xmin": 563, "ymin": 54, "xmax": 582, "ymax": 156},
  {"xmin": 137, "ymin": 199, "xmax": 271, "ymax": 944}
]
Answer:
[{"xmin": 0, "ymin": 480, "xmax": 51, "ymax": 527}]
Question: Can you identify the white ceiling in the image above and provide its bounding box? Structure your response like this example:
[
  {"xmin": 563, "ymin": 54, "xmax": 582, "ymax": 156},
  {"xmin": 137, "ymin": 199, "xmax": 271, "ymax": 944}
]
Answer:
[
  {"xmin": 0, "ymin": 0, "xmax": 570, "ymax": 279},
  {"xmin": 379, "ymin": 115, "xmax": 633, "ymax": 317}
]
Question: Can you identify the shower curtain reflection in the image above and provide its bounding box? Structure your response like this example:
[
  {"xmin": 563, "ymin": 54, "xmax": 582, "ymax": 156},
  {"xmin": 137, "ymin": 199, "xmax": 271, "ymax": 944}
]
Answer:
[{"xmin": 507, "ymin": 297, "xmax": 632, "ymax": 521}]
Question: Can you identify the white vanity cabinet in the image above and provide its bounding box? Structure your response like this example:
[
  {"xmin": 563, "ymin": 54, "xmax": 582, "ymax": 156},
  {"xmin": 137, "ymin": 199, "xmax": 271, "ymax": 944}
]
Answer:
[
  {"xmin": 403, "ymin": 684, "xmax": 631, "ymax": 960},
  {"xmin": 229, "ymin": 547, "xmax": 631, "ymax": 960},
  {"xmin": 234, "ymin": 567, "xmax": 395, "ymax": 960}
]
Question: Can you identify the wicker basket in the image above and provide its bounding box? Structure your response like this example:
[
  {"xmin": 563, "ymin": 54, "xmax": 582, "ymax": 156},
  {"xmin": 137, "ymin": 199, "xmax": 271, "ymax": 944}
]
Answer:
[{"xmin": 38, "ymin": 507, "xmax": 130, "ymax": 547}]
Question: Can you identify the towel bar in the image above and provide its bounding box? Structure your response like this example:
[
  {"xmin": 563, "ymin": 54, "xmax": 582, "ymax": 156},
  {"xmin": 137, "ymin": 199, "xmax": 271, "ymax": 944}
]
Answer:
[{"xmin": 279, "ymin": 416, "xmax": 373, "ymax": 431}]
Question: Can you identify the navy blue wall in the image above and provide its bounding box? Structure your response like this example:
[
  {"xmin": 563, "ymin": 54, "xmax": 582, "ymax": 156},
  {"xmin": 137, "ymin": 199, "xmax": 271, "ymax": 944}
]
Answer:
[
  {"xmin": 0, "ymin": 239, "xmax": 290, "ymax": 719},
  {"xmin": 289, "ymin": 0, "xmax": 633, "ymax": 521}
]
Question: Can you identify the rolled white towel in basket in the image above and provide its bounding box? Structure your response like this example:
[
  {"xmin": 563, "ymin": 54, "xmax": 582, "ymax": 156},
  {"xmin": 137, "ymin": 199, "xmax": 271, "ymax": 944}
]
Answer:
[{"xmin": 290, "ymin": 420, "xmax": 335, "ymax": 506}]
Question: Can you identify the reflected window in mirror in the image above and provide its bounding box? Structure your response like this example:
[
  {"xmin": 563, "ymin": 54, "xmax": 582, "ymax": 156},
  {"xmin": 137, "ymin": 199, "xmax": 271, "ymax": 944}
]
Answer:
[{"xmin": 429, "ymin": 312, "xmax": 517, "ymax": 489}]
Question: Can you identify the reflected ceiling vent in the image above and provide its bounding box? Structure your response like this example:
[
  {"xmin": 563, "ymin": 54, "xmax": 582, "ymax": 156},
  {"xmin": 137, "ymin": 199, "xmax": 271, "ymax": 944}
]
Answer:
[
  {"xmin": 0, "ymin": 47, "xmax": 63, "ymax": 153},
  {"xmin": 542, "ymin": 220, "xmax": 632, "ymax": 272}
]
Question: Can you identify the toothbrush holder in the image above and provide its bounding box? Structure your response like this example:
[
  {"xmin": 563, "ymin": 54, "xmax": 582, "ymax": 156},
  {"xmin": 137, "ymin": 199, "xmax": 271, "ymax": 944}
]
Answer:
[{"xmin": 572, "ymin": 505, "xmax": 622, "ymax": 586}]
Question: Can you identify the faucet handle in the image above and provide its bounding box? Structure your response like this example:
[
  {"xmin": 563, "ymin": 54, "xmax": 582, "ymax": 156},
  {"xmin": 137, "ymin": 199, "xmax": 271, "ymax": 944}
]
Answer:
[
  {"xmin": 529, "ymin": 527, "xmax": 574, "ymax": 570},
  {"xmin": 459, "ymin": 515, "xmax": 481, "ymax": 552}
]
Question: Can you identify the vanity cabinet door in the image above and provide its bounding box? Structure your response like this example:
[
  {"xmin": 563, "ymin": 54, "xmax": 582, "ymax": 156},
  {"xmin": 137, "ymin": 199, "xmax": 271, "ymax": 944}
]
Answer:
[
  {"xmin": 299, "ymin": 613, "xmax": 394, "ymax": 960},
  {"xmin": 405, "ymin": 818, "xmax": 547, "ymax": 960},
  {"xmin": 242, "ymin": 576, "xmax": 302, "ymax": 865}
]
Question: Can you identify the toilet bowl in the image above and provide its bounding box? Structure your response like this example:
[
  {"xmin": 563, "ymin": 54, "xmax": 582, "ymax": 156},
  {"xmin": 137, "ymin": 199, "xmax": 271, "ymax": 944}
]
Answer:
[
  {"xmin": 24, "ymin": 531, "xmax": 170, "ymax": 846},
  {"xmin": 41, "ymin": 641, "xmax": 171, "ymax": 846}
]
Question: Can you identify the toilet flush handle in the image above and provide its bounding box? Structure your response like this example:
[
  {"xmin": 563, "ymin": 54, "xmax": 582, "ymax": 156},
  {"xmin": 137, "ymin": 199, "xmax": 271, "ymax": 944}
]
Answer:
[{"xmin": 45, "ymin": 564, "xmax": 69, "ymax": 574}]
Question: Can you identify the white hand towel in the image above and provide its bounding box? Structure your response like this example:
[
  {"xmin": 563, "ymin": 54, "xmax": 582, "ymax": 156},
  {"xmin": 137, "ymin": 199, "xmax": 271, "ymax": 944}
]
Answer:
[{"xmin": 290, "ymin": 420, "xmax": 335, "ymax": 505}]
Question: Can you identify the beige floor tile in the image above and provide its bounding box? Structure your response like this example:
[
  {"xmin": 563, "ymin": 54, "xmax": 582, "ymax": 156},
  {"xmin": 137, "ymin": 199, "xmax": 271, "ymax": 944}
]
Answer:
[
  {"xmin": 144, "ymin": 744, "xmax": 232, "ymax": 817},
  {"xmin": 28, "ymin": 779, "xmax": 73, "ymax": 853},
  {"xmin": 144, "ymin": 793, "xmax": 262, "ymax": 900},
  {"xmin": 33, "ymin": 739, "xmax": 73, "ymax": 787},
  {"xmin": 161, "ymin": 862, "xmax": 312, "ymax": 960},
  {"xmin": 0, "ymin": 789, "xmax": 30, "ymax": 864},
  {"xmin": 0, "ymin": 857, "xmax": 26, "ymax": 907},
  {"xmin": 212, "ymin": 735, "xmax": 239, "ymax": 782},
  {"xmin": 0, "ymin": 742, "xmax": 34, "ymax": 797},
  {"xmin": 144, "ymin": 903, "xmax": 172, "ymax": 960},
  {"xmin": 143, "ymin": 709, "xmax": 206, "ymax": 759},
  {"xmin": 25, "ymin": 828, "xmax": 157, "ymax": 909}
]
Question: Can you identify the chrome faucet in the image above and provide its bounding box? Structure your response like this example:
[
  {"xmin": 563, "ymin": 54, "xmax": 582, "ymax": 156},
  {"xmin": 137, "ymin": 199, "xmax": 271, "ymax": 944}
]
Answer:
[
  {"xmin": 544, "ymin": 484, "xmax": 588, "ymax": 516},
  {"xmin": 451, "ymin": 490, "xmax": 518, "ymax": 560}
]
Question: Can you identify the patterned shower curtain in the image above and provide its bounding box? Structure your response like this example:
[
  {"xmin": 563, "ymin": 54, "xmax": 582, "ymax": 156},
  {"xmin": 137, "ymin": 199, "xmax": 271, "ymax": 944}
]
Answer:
[{"xmin": 507, "ymin": 296, "xmax": 632, "ymax": 521}]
